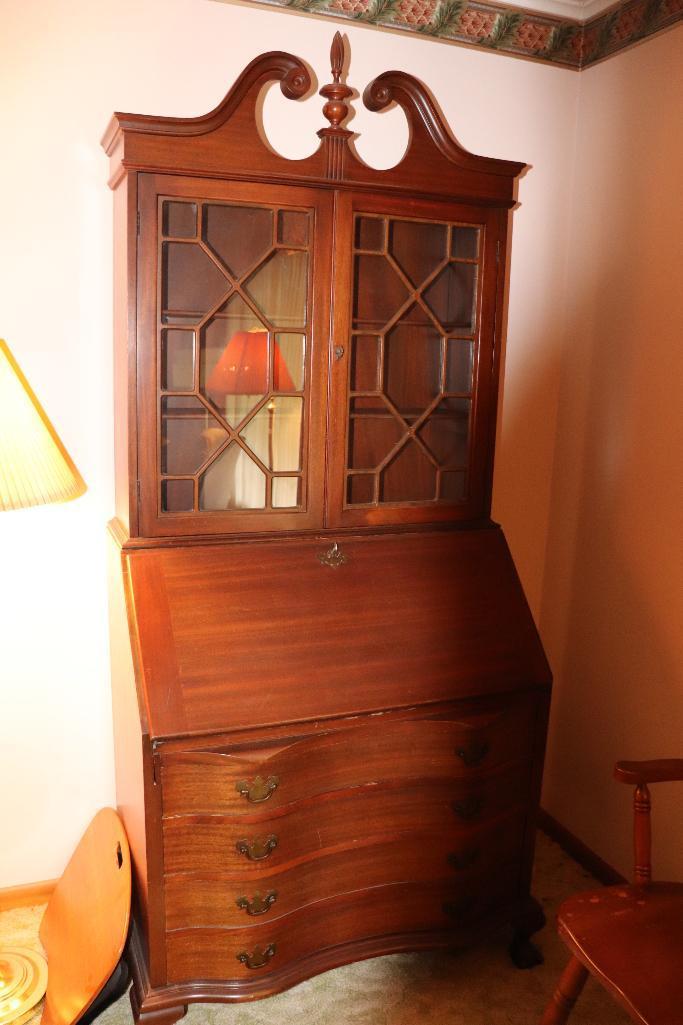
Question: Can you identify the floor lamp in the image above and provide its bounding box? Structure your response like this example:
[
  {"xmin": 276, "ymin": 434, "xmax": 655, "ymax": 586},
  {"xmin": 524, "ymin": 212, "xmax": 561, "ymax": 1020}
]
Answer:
[{"xmin": 0, "ymin": 338, "xmax": 86, "ymax": 1025}]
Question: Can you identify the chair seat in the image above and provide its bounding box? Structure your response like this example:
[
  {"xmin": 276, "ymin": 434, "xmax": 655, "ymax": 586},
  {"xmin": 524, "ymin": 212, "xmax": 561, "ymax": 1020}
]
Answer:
[{"xmin": 557, "ymin": 882, "xmax": 683, "ymax": 1025}]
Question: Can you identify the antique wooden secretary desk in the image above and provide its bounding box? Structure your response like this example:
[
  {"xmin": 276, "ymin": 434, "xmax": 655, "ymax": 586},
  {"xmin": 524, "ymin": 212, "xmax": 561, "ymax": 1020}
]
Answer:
[{"xmin": 103, "ymin": 35, "xmax": 551, "ymax": 1024}]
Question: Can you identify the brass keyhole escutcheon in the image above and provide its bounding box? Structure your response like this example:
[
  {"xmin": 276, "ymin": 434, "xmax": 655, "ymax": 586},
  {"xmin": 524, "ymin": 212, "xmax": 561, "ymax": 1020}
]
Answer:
[
  {"xmin": 235, "ymin": 775, "xmax": 279, "ymax": 803},
  {"xmin": 317, "ymin": 542, "xmax": 348, "ymax": 568},
  {"xmin": 236, "ymin": 890, "xmax": 278, "ymax": 916},
  {"xmin": 236, "ymin": 835, "xmax": 278, "ymax": 861}
]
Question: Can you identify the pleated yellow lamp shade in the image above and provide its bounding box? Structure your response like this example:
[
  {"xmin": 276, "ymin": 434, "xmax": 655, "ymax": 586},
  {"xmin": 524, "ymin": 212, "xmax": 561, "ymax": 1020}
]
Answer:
[{"xmin": 0, "ymin": 339, "xmax": 86, "ymax": 511}]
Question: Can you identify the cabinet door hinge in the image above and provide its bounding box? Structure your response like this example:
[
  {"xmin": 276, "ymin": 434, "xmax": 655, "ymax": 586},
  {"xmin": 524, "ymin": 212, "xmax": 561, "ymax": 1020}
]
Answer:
[
  {"xmin": 136, "ymin": 479, "xmax": 142, "ymax": 503},
  {"xmin": 496, "ymin": 239, "xmax": 502, "ymax": 263},
  {"xmin": 136, "ymin": 211, "xmax": 141, "ymax": 236}
]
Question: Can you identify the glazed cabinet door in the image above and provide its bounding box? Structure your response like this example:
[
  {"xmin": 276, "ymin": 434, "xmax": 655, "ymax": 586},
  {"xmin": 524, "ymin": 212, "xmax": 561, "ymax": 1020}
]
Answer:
[
  {"xmin": 136, "ymin": 175, "xmax": 333, "ymax": 537},
  {"xmin": 327, "ymin": 192, "xmax": 505, "ymax": 527}
]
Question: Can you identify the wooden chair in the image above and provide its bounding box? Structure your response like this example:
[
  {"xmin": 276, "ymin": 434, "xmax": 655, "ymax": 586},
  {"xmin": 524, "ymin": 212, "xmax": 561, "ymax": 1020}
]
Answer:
[{"xmin": 541, "ymin": 760, "xmax": 683, "ymax": 1025}]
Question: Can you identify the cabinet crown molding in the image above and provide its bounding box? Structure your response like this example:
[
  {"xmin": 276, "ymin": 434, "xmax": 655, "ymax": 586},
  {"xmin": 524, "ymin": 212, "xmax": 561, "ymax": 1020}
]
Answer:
[{"xmin": 101, "ymin": 34, "xmax": 524, "ymax": 204}]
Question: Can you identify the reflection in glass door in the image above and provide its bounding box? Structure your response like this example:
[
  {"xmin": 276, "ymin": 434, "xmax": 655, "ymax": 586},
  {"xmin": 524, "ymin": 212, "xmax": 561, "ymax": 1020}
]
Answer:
[
  {"xmin": 158, "ymin": 200, "xmax": 311, "ymax": 514},
  {"xmin": 346, "ymin": 214, "xmax": 481, "ymax": 508}
]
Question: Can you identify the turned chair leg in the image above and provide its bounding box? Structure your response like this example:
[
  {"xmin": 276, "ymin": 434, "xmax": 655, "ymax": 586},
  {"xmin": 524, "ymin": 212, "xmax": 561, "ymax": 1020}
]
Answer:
[{"xmin": 540, "ymin": 956, "xmax": 589, "ymax": 1025}]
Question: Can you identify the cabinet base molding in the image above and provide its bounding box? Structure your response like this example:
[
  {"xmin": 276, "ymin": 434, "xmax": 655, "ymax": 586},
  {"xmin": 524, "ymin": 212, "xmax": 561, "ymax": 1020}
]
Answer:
[{"xmin": 128, "ymin": 902, "xmax": 532, "ymax": 1023}]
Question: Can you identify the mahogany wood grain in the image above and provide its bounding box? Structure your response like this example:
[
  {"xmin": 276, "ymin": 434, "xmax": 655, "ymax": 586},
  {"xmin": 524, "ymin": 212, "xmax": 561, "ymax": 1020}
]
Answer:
[
  {"xmin": 125, "ymin": 528, "xmax": 549, "ymax": 740},
  {"xmin": 39, "ymin": 809, "xmax": 131, "ymax": 1025},
  {"xmin": 165, "ymin": 870, "xmax": 519, "ymax": 983},
  {"xmin": 160, "ymin": 707, "xmax": 535, "ymax": 814},
  {"xmin": 164, "ymin": 813, "xmax": 526, "ymax": 929},
  {"xmin": 112, "ymin": 175, "xmax": 138, "ymax": 536},
  {"xmin": 162, "ymin": 766, "xmax": 531, "ymax": 874},
  {"xmin": 154, "ymin": 692, "xmax": 533, "ymax": 755},
  {"xmin": 108, "ymin": 529, "xmax": 167, "ymax": 986}
]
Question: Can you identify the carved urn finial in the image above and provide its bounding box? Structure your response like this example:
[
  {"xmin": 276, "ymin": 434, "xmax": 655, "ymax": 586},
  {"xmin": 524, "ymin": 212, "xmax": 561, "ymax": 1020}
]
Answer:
[{"xmin": 318, "ymin": 33, "xmax": 353, "ymax": 137}]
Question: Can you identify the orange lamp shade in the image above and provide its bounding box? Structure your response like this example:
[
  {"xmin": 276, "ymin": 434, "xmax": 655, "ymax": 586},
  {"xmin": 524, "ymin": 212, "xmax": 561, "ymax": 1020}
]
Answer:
[
  {"xmin": 206, "ymin": 331, "xmax": 295, "ymax": 399},
  {"xmin": 0, "ymin": 339, "xmax": 86, "ymax": 511}
]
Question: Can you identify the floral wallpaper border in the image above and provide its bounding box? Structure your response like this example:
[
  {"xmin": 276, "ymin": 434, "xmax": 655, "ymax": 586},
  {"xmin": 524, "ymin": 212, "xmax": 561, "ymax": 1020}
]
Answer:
[{"xmin": 239, "ymin": 0, "xmax": 682, "ymax": 68}]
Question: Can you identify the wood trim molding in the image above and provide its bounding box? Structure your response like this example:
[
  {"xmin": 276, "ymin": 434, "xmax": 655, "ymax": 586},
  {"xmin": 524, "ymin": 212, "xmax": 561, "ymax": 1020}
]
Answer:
[
  {"xmin": 212, "ymin": 0, "xmax": 683, "ymax": 71},
  {"xmin": 0, "ymin": 879, "xmax": 57, "ymax": 912},
  {"xmin": 538, "ymin": 808, "xmax": 627, "ymax": 885}
]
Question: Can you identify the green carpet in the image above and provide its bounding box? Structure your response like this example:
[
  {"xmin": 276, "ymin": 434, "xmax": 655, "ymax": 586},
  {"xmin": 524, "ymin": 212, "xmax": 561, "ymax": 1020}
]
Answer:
[{"xmin": 2, "ymin": 834, "xmax": 629, "ymax": 1024}]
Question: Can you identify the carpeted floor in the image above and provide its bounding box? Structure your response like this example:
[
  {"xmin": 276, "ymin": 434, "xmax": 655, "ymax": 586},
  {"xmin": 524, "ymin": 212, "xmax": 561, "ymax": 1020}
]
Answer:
[{"xmin": 2, "ymin": 833, "xmax": 630, "ymax": 1025}]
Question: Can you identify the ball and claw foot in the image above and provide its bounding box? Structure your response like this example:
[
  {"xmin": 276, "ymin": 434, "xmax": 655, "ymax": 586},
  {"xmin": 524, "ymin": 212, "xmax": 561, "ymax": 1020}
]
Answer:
[
  {"xmin": 509, "ymin": 897, "xmax": 546, "ymax": 969},
  {"xmin": 509, "ymin": 932, "xmax": 544, "ymax": 969}
]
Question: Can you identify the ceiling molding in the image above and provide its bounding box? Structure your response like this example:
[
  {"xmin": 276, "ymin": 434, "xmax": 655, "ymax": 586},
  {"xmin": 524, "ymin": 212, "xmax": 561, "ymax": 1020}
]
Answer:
[{"xmin": 214, "ymin": 0, "xmax": 682, "ymax": 69}]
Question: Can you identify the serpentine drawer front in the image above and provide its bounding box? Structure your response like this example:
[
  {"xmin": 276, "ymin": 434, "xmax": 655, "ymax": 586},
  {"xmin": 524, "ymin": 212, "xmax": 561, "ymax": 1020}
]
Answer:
[
  {"xmin": 160, "ymin": 704, "xmax": 535, "ymax": 969},
  {"xmin": 164, "ymin": 811, "xmax": 527, "ymax": 929},
  {"xmin": 165, "ymin": 869, "xmax": 521, "ymax": 984},
  {"xmin": 162, "ymin": 763, "xmax": 531, "ymax": 873},
  {"xmin": 160, "ymin": 700, "xmax": 536, "ymax": 816}
]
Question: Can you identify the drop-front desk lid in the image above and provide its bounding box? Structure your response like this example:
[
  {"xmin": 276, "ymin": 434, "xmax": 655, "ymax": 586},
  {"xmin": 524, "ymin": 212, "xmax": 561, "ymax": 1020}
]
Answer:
[{"xmin": 123, "ymin": 527, "xmax": 551, "ymax": 741}]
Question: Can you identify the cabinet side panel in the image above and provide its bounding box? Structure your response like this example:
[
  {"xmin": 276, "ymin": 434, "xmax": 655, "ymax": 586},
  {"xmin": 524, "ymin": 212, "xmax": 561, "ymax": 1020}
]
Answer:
[
  {"xmin": 112, "ymin": 175, "xmax": 139, "ymax": 535},
  {"xmin": 107, "ymin": 531, "xmax": 167, "ymax": 985}
]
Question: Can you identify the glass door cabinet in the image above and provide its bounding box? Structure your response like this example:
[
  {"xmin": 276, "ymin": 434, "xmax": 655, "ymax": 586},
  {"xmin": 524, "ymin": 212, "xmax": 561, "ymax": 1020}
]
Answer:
[
  {"xmin": 328, "ymin": 193, "xmax": 501, "ymax": 527},
  {"xmin": 136, "ymin": 177, "xmax": 331, "ymax": 536},
  {"xmin": 103, "ymin": 34, "xmax": 551, "ymax": 1025}
]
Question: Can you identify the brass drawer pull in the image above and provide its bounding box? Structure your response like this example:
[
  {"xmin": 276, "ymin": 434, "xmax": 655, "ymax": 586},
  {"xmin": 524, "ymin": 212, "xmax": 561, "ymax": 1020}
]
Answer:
[
  {"xmin": 448, "ymin": 847, "xmax": 481, "ymax": 870},
  {"xmin": 236, "ymin": 943, "xmax": 277, "ymax": 970},
  {"xmin": 236, "ymin": 890, "xmax": 278, "ymax": 916},
  {"xmin": 455, "ymin": 739, "xmax": 490, "ymax": 767},
  {"xmin": 452, "ymin": 796, "xmax": 483, "ymax": 821},
  {"xmin": 236, "ymin": 835, "xmax": 278, "ymax": 861},
  {"xmin": 443, "ymin": 896, "xmax": 475, "ymax": 919},
  {"xmin": 235, "ymin": 775, "xmax": 280, "ymax": 803},
  {"xmin": 317, "ymin": 542, "xmax": 347, "ymax": 568}
]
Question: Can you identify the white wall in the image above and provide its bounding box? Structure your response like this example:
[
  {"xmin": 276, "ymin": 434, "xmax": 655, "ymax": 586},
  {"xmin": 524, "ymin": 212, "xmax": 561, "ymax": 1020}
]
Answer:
[
  {"xmin": 540, "ymin": 26, "xmax": 683, "ymax": 881},
  {"xmin": 0, "ymin": 0, "xmax": 580, "ymax": 885}
]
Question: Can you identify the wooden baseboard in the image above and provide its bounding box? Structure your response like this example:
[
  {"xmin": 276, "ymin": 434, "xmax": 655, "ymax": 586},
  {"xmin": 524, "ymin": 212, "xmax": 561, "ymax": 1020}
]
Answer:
[
  {"xmin": 0, "ymin": 879, "xmax": 57, "ymax": 912},
  {"xmin": 538, "ymin": 808, "xmax": 626, "ymax": 886}
]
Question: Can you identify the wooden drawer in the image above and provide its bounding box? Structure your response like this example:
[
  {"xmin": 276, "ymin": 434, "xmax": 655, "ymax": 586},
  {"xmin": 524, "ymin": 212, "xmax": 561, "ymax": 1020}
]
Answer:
[
  {"xmin": 161, "ymin": 700, "xmax": 536, "ymax": 816},
  {"xmin": 165, "ymin": 810, "xmax": 526, "ymax": 929},
  {"xmin": 165, "ymin": 867, "xmax": 520, "ymax": 983},
  {"xmin": 162, "ymin": 764, "xmax": 530, "ymax": 874}
]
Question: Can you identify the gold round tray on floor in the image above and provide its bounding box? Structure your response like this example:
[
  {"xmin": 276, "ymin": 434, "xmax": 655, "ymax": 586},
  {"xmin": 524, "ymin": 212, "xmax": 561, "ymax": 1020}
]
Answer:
[{"xmin": 0, "ymin": 947, "xmax": 47, "ymax": 1025}]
